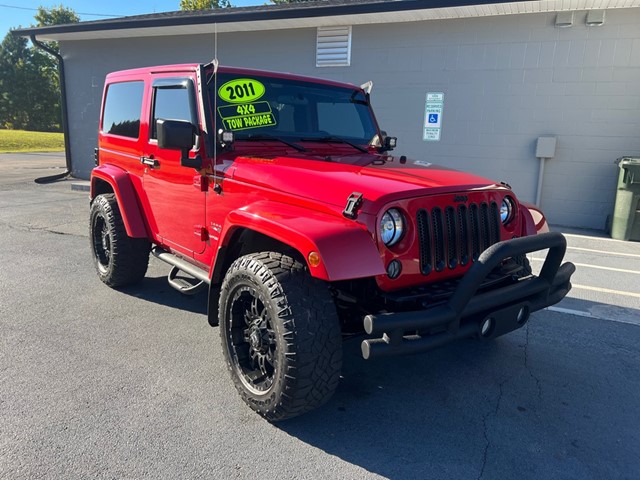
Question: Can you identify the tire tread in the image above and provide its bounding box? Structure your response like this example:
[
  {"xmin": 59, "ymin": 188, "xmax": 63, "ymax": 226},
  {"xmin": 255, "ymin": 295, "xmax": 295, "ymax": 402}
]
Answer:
[
  {"xmin": 89, "ymin": 193, "xmax": 149, "ymax": 287},
  {"xmin": 219, "ymin": 251, "xmax": 342, "ymax": 421}
]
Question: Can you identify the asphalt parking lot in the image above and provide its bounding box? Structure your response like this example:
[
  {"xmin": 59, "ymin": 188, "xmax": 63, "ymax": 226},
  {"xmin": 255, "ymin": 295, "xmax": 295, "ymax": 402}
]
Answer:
[{"xmin": 1, "ymin": 153, "xmax": 639, "ymax": 479}]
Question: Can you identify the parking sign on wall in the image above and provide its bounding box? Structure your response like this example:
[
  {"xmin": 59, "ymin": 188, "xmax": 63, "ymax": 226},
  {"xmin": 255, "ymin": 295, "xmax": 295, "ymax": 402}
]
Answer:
[{"xmin": 424, "ymin": 92, "xmax": 444, "ymax": 142}]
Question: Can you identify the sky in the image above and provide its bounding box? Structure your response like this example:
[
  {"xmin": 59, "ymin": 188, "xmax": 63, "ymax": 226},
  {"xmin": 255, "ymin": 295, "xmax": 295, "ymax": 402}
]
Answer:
[{"xmin": 1, "ymin": 0, "xmax": 264, "ymax": 38}]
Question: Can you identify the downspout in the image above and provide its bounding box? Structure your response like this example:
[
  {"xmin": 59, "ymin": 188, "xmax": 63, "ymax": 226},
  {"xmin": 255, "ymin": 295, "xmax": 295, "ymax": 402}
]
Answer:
[{"xmin": 30, "ymin": 35, "xmax": 72, "ymax": 184}]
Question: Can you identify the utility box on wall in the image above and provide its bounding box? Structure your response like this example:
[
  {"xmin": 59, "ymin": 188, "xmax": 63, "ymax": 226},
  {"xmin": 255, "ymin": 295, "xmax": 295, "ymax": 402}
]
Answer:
[
  {"xmin": 534, "ymin": 136, "xmax": 557, "ymax": 206},
  {"xmin": 535, "ymin": 136, "xmax": 557, "ymax": 159}
]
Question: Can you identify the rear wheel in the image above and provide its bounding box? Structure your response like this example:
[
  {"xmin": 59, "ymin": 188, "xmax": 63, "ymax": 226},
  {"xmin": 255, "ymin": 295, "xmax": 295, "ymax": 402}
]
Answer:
[
  {"xmin": 89, "ymin": 193, "xmax": 150, "ymax": 287},
  {"xmin": 219, "ymin": 252, "xmax": 342, "ymax": 421}
]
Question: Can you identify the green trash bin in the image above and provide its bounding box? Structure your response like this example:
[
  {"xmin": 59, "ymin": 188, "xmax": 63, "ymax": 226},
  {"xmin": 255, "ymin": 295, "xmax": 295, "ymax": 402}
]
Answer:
[{"xmin": 611, "ymin": 157, "xmax": 640, "ymax": 241}]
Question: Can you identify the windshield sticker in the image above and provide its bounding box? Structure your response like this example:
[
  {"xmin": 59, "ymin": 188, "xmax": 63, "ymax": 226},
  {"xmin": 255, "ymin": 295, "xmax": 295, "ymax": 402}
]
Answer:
[
  {"xmin": 218, "ymin": 78, "xmax": 265, "ymax": 103},
  {"xmin": 217, "ymin": 101, "xmax": 270, "ymax": 119},
  {"xmin": 218, "ymin": 101, "xmax": 277, "ymax": 131}
]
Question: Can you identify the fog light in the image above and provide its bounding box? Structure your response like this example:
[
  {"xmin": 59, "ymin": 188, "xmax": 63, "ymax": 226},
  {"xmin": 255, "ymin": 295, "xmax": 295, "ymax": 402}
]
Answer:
[
  {"xmin": 386, "ymin": 260, "xmax": 402, "ymax": 279},
  {"xmin": 218, "ymin": 129, "xmax": 235, "ymax": 145},
  {"xmin": 481, "ymin": 318, "xmax": 494, "ymax": 337}
]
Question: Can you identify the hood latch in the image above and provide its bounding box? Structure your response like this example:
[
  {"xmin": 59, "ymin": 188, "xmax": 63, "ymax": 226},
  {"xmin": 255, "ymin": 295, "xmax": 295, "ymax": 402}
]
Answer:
[{"xmin": 343, "ymin": 192, "xmax": 363, "ymax": 220}]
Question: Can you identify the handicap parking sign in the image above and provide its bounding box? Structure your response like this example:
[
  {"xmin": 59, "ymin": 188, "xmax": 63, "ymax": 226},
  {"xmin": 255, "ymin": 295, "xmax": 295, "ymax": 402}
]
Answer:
[{"xmin": 423, "ymin": 92, "xmax": 444, "ymax": 141}]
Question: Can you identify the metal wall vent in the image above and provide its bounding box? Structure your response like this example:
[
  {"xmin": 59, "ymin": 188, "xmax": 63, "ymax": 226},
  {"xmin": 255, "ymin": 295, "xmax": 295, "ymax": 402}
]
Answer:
[{"xmin": 316, "ymin": 26, "xmax": 352, "ymax": 67}]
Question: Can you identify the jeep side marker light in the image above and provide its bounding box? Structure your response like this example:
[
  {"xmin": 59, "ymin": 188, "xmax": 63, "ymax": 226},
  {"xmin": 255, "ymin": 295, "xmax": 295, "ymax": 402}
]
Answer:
[{"xmin": 308, "ymin": 251, "xmax": 321, "ymax": 267}]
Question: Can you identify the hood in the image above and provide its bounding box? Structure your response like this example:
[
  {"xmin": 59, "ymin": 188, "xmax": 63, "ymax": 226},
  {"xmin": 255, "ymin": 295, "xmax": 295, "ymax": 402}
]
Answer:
[{"xmin": 229, "ymin": 153, "xmax": 505, "ymax": 214}]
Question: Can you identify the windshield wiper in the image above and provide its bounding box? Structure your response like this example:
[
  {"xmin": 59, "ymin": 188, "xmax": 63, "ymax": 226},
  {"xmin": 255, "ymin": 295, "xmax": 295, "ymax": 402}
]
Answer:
[
  {"xmin": 300, "ymin": 135, "xmax": 368, "ymax": 153},
  {"xmin": 238, "ymin": 134, "xmax": 307, "ymax": 152}
]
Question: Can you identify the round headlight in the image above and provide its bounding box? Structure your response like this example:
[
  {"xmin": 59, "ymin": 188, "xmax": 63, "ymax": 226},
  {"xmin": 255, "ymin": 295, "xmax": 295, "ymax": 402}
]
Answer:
[
  {"xmin": 500, "ymin": 197, "xmax": 515, "ymax": 224},
  {"xmin": 380, "ymin": 208, "xmax": 405, "ymax": 246}
]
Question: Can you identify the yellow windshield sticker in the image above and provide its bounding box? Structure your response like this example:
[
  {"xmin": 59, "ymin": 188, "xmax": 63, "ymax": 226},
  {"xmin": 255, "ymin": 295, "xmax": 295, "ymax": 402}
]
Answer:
[
  {"xmin": 218, "ymin": 101, "xmax": 277, "ymax": 131},
  {"xmin": 218, "ymin": 78, "xmax": 265, "ymax": 103},
  {"xmin": 217, "ymin": 101, "xmax": 271, "ymax": 119}
]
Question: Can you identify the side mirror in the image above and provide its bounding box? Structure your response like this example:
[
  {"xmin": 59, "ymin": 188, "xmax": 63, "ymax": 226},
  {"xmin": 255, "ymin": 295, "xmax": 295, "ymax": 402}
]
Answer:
[{"xmin": 157, "ymin": 119, "xmax": 202, "ymax": 169}]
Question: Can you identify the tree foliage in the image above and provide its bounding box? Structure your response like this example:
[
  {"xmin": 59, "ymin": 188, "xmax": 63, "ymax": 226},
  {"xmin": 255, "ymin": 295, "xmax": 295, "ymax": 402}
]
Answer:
[
  {"xmin": 0, "ymin": 5, "xmax": 79, "ymax": 131},
  {"xmin": 0, "ymin": 33, "xmax": 59, "ymax": 131},
  {"xmin": 35, "ymin": 5, "xmax": 81, "ymax": 26},
  {"xmin": 34, "ymin": 5, "xmax": 80, "ymax": 52},
  {"xmin": 180, "ymin": 0, "xmax": 232, "ymax": 10}
]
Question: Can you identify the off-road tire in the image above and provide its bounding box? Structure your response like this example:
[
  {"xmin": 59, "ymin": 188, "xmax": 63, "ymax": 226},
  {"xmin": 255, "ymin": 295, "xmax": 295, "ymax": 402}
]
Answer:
[
  {"xmin": 513, "ymin": 254, "xmax": 533, "ymax": 279},
  {"xmin": 89, "ymin": 193, "xmax": 150, "ymax": 287},
  {"xmin": 219, "ymin": 252, "xmax": 342, "ymax": 422}
]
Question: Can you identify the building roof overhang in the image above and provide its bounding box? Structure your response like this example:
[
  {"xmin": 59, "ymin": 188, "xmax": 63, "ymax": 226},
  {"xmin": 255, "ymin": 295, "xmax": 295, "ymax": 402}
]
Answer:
[{"xmin": 12, "ymin": 0, "xmax": 640, "ymax": 41}]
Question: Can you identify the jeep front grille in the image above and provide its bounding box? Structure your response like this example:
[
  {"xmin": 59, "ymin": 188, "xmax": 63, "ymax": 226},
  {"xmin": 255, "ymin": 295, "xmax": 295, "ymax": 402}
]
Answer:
[{"xmin": 417, "ymin": 202, "xmax": 501, "ymax": 275}]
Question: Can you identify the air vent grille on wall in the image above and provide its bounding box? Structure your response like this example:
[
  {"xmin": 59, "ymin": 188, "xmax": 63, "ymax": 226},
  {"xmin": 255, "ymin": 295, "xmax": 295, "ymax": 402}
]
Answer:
[{"xmin": 316, "ymin": 26, "xmax": 352, "ymax": 67}]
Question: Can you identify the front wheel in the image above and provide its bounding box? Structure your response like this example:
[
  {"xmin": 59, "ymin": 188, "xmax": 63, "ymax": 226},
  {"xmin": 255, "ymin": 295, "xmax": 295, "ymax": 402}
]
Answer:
[{"xmin": 218, "ymin": 252, "xmax": 342, "ymax": 421}]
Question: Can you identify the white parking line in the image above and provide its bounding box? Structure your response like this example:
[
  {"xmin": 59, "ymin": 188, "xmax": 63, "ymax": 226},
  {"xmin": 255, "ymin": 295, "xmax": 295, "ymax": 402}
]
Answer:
[
  {"xmin": 546, "ymin": 306, "xmax": 595, "ymax": 319},
  {"xmin": 571, "ymin": 284, "xmax": 640, "ymax": 299},
  {"xmin": 530, "ymin": 258, "xmax": 640, "ymax": 275},
  {"xmin": 545, "ymin": 305, "xmax": 639, "ymax": 325},
  {"xmin": 562, "ymin": 233, "xmax": 635, "ymax": 244},
  {"xmin": 567, "ymin": 246, "xmax": 640, "ymax": 259}
]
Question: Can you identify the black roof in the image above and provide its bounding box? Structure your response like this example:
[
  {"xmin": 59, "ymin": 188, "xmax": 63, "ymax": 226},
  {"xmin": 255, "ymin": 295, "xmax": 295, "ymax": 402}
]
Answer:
[{"xmin": 13, "ymin": 0, "xmax": 527, "ymax": 37}]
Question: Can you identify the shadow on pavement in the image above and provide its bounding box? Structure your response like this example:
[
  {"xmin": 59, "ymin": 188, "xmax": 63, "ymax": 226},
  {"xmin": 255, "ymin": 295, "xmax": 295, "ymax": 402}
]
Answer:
[
  {"xmin": 119, "ymin": 275, "xmax": 208, "ymax": 316},
  {"xmin": 111, "ymin": 268, "xmax": 640, "ymax": 479},
  {"xmin": 277, "ymin": 306, "xmax": 640, "ymax": 479}
]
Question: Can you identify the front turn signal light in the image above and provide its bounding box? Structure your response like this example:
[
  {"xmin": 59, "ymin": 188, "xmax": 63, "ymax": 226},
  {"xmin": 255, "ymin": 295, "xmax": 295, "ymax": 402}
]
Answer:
[{"xmin": 308, "ymin": 251, "xmax": 321, "ymax": 267}]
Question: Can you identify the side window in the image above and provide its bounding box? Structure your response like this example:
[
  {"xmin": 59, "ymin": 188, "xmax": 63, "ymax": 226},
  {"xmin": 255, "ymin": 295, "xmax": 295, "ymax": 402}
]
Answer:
[
  {"xmin": 102, "ymin": 81, "xmax": 144, "ymax": 139},
  {"xmin": 151, "ymin": 85, "xmax": 195, "ymax": 140}
]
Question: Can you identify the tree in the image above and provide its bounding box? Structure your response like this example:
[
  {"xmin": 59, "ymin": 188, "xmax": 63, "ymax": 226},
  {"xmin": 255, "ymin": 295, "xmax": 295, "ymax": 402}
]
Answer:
[
  {"xmin": 34, "ymin": 5, "xmax": 80, "ymax": 52},
  {"xmin": 32, "ymin": 6, "xmax": 80, "ymax": 130},
  {"xmin": 0, "ymin": 5, "xmax": 79, "ymax": 131},
  {"xmin": 0, "ymin": 32, "xmax": 59, "ymax": 131},
  {"xmin": 35, "ymin": 4, "xmax": 80, "ymax": 26},
  {"xmin": 0, "ymin": 34, "xmax": 33, "ymax": 129},
  {"xmin": 180, "ymin": 0, "xmax": 232, "ymax": 10}
]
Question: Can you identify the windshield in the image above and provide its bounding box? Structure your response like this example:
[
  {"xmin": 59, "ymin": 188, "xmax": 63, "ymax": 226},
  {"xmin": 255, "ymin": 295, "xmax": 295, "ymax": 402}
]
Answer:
[{"xmin": 210, "ymin": 73, "xmax": 378, "ymax": 146}]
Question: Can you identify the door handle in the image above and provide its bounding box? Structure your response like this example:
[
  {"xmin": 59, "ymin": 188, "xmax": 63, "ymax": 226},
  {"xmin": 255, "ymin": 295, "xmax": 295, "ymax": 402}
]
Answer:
[{"xmin": 140, "ymin": 156, "xmax": 159, "ymax": 168}]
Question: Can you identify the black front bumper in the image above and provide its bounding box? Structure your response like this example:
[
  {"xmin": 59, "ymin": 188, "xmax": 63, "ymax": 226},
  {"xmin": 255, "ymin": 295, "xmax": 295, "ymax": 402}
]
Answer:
[{"xmin": 361, "ymin": 232, "xmax": 575, "ymax": 359}]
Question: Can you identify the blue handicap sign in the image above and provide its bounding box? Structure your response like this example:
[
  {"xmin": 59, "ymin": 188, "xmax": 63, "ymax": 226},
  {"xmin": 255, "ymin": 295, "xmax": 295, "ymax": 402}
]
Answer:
[{"xmin": 428, "ymin": 114, "xmax": 439, "ymax": 124}]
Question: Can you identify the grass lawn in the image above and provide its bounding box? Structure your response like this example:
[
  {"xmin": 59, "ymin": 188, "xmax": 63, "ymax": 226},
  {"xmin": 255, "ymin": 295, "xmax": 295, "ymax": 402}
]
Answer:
[{"xmin": 0, "ymin": 129, "xmax": 65, "ymax": 153}]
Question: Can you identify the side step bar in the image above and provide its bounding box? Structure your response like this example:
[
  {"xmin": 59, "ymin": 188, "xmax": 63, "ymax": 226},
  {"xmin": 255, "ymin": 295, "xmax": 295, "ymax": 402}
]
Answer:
[{"xmin": 151, "ymin": 247, "xmax": 210, "ymax": 295}]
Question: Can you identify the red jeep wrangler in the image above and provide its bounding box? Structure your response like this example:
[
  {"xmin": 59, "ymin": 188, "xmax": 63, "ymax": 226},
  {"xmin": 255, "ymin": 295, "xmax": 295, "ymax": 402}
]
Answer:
[{"xmin": 90, "ymin": 63, "xmax": 575, "ymax": 421}]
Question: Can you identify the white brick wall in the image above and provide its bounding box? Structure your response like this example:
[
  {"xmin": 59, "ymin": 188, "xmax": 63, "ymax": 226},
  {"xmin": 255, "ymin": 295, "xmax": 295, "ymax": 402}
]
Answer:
[
  {"xmin": 63, "ymin": 7, "xmax": 640, "ymax": 230},
  {"xmin": 345, "ymin": 9, "xmax": 640, "ymax": 230}
]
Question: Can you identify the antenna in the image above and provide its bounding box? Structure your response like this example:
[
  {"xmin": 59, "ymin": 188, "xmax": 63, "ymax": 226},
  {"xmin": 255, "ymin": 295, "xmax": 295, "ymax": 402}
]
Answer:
[
  {"xmin": 214, "ymin": 22, "xmax": 218, "ymax": 63},
  {"xmin": 212, "ymin": 23, "xmax": 222, "ymax": 194}
]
